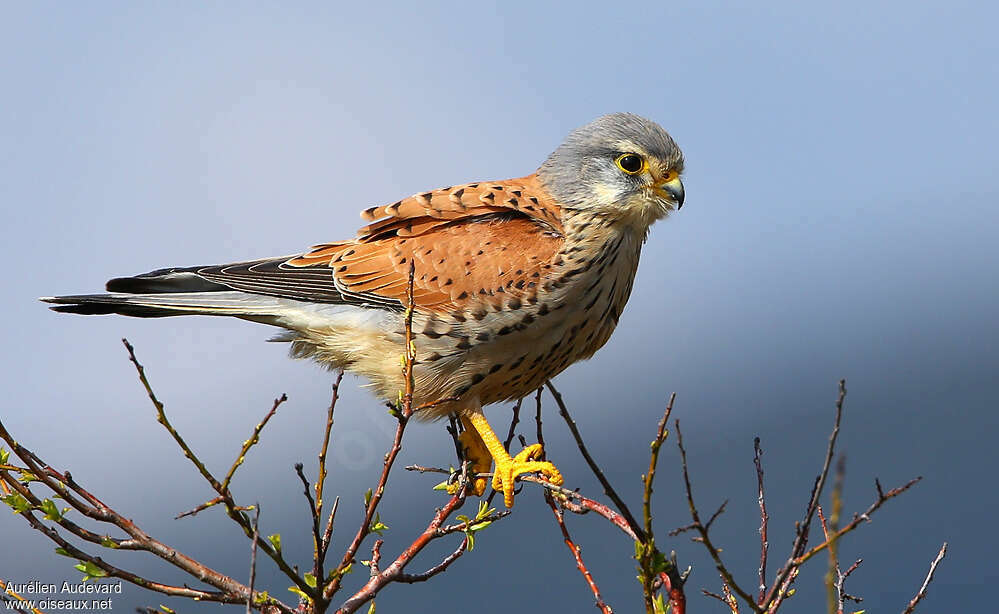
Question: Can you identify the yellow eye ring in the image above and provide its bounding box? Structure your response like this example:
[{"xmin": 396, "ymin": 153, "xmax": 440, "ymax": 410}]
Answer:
[{"xmin": 615, "ymin": 153, "xmax": 646, "ymax": 175}]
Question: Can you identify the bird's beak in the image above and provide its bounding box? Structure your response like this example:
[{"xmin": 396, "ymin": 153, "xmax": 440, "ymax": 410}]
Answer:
[{"xmin": 654, "ymin": 176, "xmax": 685, "ymax": 210}]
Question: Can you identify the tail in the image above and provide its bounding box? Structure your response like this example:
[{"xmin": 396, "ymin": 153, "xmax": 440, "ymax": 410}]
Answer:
[{"xmin": 42, "ymin": 268, "xmax": 290, "ymax": 318}]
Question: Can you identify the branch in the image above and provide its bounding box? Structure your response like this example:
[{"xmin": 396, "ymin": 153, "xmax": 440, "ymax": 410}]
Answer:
[
  {"xmin": 546, "ymin": 380, "xmax": 646, "ymax": 542},
  {"xmin": 763, "ymin": 380, "xmax": 847, "ymax": 607},
  {"xmin": 0, "ymin": 420, "xmax": 293, "ymax": 612},
  {"xmin": 902, "ymin": 542, "xmax": 947, "ymax": 614},
  {"xmin": 546, "ymin": 493, "xmax": 613, "ymax": 613},
  {"xmin": 675, "ymin": 419, "xmax": 762, "ymax": 612},
  {"xmin": 121, "ymin": 339, "xmax": 310, "ymax": 600},
  {"xmin": 334, "ymin": 492, "xmax": 468, "ymax": 613},
  {"xmin": 754, "ymin": 437, "xmax": 768, "ymax": 605}
]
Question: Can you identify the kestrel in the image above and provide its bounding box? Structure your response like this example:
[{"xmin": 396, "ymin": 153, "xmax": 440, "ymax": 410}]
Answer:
[{"xmin": 43, "ymin": 113, "xmax": 685, "ymax": 507}]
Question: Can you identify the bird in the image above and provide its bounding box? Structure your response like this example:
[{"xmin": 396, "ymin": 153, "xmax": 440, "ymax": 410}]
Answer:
[{"xmin": 43, "ymin": 112, "xmax": 685, "ymax": 508}]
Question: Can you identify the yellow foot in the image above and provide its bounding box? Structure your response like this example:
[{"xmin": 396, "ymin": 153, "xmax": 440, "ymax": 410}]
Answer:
[
  {"xmin": 446, "ymin": 429, "xmax": 491, "ymax": 497},
  {"xmin": 492, "ymin": 443, "xmax": 564, "ymax": 508}
]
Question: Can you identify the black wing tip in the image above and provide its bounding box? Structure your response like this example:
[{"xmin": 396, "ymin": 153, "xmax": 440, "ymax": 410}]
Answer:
[
  {"xmin": 48, "ymin": 304, "xmax": 114, "ymax": 315},
  {"xmin": 41, "ymin": 295, "xmax": 174, "ymax": 318}
]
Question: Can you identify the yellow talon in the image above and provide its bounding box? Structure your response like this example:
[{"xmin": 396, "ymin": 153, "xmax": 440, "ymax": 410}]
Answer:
[
  {"xmin": 458, "ymin": 412, "xmax": 563, "ymax": 508},
  {"xmin": 447, "ymin": 429, "xmax": 491, "ymax": 496}
]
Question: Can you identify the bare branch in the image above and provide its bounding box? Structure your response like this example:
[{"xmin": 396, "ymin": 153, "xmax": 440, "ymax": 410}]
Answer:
[
  {"xmin": 316, "ymin": 370, "xmax": 344, "ymax": 569},
  {"xmin": 546, "ymin": 493, "xmax": 613, "ymax": 614},
  {"xmin": 247, "ymin": 505, "xmax": 261, "ymax": 614},
  {"xmin": 223, "ymin": 394, "xmax": 288, "ymax": 491},
  {"xmin": 764, "ymin": 380, "xmax": 847, "ymax": 608},
  {"xmin": 902, "ymin": 543, "xmax": 948, "ymax": 614},
  {"xmin": 675, "ymin": 420, "xmax": 762, "ymax": 613},
  {"xmin": 753, "ymin": 437, "xmax": 768, "ymax": 605},
  {"xmin": 502, "ymin": 398, "xmax": 524, "ymax": 453},
  {"xmin": 395, "ymin": 537, "xmax": 468, "ymax": 583},
  {"xmin": 546, "ymin": 380, "xmax": 646, "ymax": 542}
]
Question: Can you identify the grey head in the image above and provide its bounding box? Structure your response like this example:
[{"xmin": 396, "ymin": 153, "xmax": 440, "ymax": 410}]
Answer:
[{"xmin": 537, "ymin": 113, "xmax": 685, "ymax": 228}]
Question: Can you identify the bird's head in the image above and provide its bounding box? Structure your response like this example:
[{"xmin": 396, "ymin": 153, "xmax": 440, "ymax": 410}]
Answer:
[{"xmin": 537, "ymin": 113, "xmax": 685, "ymax": 232}]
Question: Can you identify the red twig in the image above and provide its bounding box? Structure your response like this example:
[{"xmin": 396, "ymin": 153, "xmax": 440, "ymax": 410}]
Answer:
[
  {"xmin": 546, "ymin": 494, "xmax": 613, "ymax": 613},
  {"xmin": 334, "ymin": 493, "xmax": 467, "ymax": 613}
]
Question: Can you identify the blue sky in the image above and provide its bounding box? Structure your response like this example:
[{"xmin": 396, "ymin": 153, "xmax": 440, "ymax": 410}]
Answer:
[{"xmin": 2, "ymin": 2, "xmax": 997, "ymax": 612}]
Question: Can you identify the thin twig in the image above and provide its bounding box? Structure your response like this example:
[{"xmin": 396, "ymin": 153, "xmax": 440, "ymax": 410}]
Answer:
[
  {"xmin": 317, "ymin": 371, "xmax": 344, "ymax": 560},
  {"xmin": 764, "ymin": 380, "xmax": 847, "ymax": 608},
  {"xmin": 247, "ymin": 505, "xmax": 261, "ymax": 614},
  {"xmin": 294, "ymin": 463, "xmax": 323, "ymax": 596},
  {"xmin": 534, "ymin": 386, "xmax": 545, "ymax": 452},
  {"xmin": 753, "ymin": 437, "xmax": 768, "ymax": 605},
  {"xmin": 395, "ymin": 538, "xmax": 468, "ymax": 583},
  {"xmin": 503, "ymin": 398, "xmax": 523, "ymax": 453},
  {"xmin": 546, "ymin": 380, "xmax": 645, "ymax": 542},
  {"xmin": 335, "ymin": 492, "xmax": 469, "ymax": 613},
  {"xmin": 794, "ymin": 476, "xmax": 922, "ymax": 565},
  {"xmin": 643, "ymin": 393, "xmax": 676, "ymax": 539},
  {"xmin": 223, "ymin": 394, "xmax": 288, "ymax": 491},
  {"xmin": 902, "ymin": 542, "xmax": 947, "ymax": 614},
  {"xmin": 546, "ymin": 493, "xmax": 613, "ymax": 613},
  {"xmin": 121, "ymin": 339, "xmax": 310, "ymax": 599},
  {"xmin": 675, "ymin": 420, "xmax": 762, "ymax": 613}
]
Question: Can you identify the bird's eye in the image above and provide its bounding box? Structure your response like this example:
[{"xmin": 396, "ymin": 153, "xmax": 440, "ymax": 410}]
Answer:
[{"xmin": 615, "ymin": 153, "xmax": 645, "ymax": 175}]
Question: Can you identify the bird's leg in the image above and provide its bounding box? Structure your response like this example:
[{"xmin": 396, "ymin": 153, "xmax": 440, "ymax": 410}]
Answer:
[
  {"xmin": 448, "ymin": 418, "xmax": 492, "ymax": 497},
  {"xmin": 464, "ymin": 412, "xmax": 563, "ymax": 508}
]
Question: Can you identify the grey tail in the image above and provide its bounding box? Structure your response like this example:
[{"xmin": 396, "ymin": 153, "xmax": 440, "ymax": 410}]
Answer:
[{"xmin": 42, "ymin": 266, "xmax": 290, "ymax": 318}]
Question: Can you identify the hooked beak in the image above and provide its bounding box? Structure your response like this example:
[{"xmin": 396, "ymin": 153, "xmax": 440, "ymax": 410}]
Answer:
[{"xmin": 654, "ymin": 176, "xmax": 685, "ymax": 210}]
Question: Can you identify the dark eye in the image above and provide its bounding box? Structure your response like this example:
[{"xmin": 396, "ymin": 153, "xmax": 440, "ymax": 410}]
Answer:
[{"xmin": 615, "ymin": 153, "xmax": 645, "ymax": 175}]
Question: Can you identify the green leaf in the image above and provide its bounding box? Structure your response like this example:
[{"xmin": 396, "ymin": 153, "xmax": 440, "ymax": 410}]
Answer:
[
  {"xmin": 17, "ymin": 472, "xmax": 38, "ymax": 483},
  {"xmin": 54, "ymin": 547, "xmax": 73, "ymax": 558},
  {"xmin": 650, "ymin": 549, "xmax": 669, "ymax": 575},
  {"xmin": 432, "ymin": 480, "xmax": 450, "ymax": 491},
  {"xmin": 0, "ymin": 447, "xmax": 9, "ymax": 464},
  {"xmin": 159, "ymin": 606, "xmax": 175, "ymax": 614},
  {"xmin": 367, "ymin": 600, "xmax": 376, "ymax": 614},
  {"xmin": 364, "ymin": 488, "xmax": 373, "ymax": 507},
  {"xmin": 369, "ymin": 511, "xmax": 389, "ymax": 535},
  {"xmin": 268, "ymin": 533, "xmax": 282, "ymax": 552},
  {"xmin": 40, "ymin": 498, "xmax": 63, "ymax": 521},
  {"xmin": 466, "ymin": 532, "xmax": 476, "ymax": 551},
  {"xmin": 469, "ymin": 519, "xmax": 493, "ymax": 532},
  {"xmin": 253, "ymin": 591, "xmax": 271, "ymax": 605},
  {"xmin": 475, "ymin": 501, "xmax": 495, "ymax": 521},
  {"xmin": 303, "ymin": 572, "xmax": 317, "ymax": 588},
  {"xmin": 74, "ymin": 560, "xmax": 108, "ymax": 581},
  {"xmin": 100, "ymin": 536, "xmax": 119, "ymax": 549},
  {"xmin": 327, "ymin": 562, "xmax": 354, "ymax": 582},
  {"xmin": 2, "ymin": 493, "xmax": 31, "ymax": 514},
  {"xmin": 288, "ymin": 586, "xmax": 309, "ymax": 600}
]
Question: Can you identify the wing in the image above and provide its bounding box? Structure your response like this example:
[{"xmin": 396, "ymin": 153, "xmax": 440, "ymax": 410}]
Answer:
[
  {"xmin": 285, "ymin": 174, "xmax": 565, "ymax": 313},
  {"xmin": 46, "ymin": 174, "xmax": 565, "ymax": 317}
]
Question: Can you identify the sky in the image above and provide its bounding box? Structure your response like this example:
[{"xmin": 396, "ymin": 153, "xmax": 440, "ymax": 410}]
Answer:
[{"xmin": 2, "ymin": 1, "xmax": 997, "ymax": 612}]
